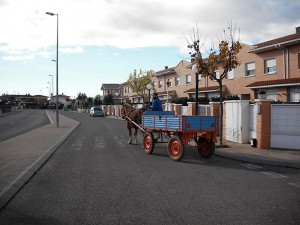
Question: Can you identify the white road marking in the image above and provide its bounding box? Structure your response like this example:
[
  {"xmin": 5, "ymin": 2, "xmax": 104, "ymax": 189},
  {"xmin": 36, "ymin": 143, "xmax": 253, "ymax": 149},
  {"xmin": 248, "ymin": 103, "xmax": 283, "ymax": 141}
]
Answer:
[
  {"xmin": 288, "ymin": 182, "xmax": 300, "ymax": 188},
  {"xmin": 94, "ymin": 136, "xmax": 106, "ymax": 150},
  {"xmin": 261, "ymin": 171, "xmax": 288, "ymax": 179},
  {"xmin": 240, "ymin": 163, "xmax": 263, "ymax": 170},
  {"xmin": 72, "ymin": 137, "xmax": 85, "ymax": 151}
]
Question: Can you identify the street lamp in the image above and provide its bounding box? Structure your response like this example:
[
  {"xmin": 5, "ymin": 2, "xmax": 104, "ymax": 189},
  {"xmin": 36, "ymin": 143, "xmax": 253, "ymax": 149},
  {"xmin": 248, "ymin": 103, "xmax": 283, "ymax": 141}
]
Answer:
[
  {"xmin": 46, "ymin": 11, "xmax": 59, "ymax": 127},
  {"xmin": 115, "ymin": 92, "xmax": 119, "ymax": 105},
  {"xmin": 166, "ymin": 79, "xmax": 171, "ymax": 111},
  {"xmin": 192, "ymin": 64, "xmax": 199, "ymax": 115},
  {"xmin": 47, "ymin": 82, "xmax": 51, "ymax": 99},
  {"xmin": 49, "ymin": 74, "xmax": 54, "ymax": 100},
  {"xmin": 146, "ymin": 83, "xmax": 153, "ymax": 107}
]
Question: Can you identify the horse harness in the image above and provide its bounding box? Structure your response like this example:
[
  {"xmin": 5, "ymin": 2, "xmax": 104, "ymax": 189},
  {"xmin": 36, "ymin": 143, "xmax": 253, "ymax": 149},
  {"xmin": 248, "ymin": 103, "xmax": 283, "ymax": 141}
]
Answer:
[{"xmin": 126, "ymin": 109, "xmax": 142, "ymax": 125}]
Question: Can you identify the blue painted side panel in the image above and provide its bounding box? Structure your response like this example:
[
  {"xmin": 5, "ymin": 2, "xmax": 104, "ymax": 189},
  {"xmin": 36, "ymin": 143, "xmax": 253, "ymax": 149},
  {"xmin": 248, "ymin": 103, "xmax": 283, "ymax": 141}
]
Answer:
[
  {"xmin": 142, "ymin": 115, "xmax": 218, "ymax": 132},
  {"xmin": 143, "ymin": 111, "xmax": 175, "ymax": 115},
  {"xmin": 183, "ymin": 117, "xmax": 217, "ymax": 131}
]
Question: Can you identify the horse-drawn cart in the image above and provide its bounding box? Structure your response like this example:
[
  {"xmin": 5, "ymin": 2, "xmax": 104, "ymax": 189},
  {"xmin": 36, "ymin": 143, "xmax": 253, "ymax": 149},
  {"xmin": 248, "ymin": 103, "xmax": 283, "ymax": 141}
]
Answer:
[{"xmin": 141, "ymin": 111, "xmax": 218, "ymax": 161}]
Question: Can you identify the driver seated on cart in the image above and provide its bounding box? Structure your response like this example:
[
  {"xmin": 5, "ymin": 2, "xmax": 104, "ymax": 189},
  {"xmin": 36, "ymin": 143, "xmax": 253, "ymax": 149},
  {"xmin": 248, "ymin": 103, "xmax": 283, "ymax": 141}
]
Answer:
[
  {"xmin": 150, "ymin": 93, "xmax": 163, "ymax": 111},
  {"xmin": 150, "ymin": 93, "xmax": 163, "ymax": 142}
]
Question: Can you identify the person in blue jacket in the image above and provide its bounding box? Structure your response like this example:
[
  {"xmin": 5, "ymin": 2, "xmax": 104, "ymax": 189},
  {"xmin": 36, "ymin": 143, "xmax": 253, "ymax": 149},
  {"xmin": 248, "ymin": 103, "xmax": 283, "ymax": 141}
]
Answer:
[
  {"xmin": 150, "ymin": 93, "xmax": 163, "ymax": 142},
  {"xmin": 151, "ymin": 93, "xmax": 163, "ymax": 111}
]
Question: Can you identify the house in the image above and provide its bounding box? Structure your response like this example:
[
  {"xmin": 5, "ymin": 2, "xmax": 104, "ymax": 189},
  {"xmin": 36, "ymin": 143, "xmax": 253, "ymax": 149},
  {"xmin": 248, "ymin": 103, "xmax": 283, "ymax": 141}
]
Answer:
[
  {"xmin": 245, "ymin": 27, "xmax": 300, "ymax": 102},
  {"xmin": 0, "ymin": 94, "xmax": 48, "ymax": 110},
  {"xmin": 101, "ymin": 27, "xmax": 300, "ymax": 104},
  {"xmin": 53, "ymin": 94, "xmax": 71, "ymax": 107},
  {"xmin": 101, "ymin": 83, "xmax": 123, "ymax": 104}
]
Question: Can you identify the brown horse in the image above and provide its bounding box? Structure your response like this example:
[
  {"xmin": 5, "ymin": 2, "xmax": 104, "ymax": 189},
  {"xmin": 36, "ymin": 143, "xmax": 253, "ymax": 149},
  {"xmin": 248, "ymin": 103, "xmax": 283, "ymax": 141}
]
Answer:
[{"xmin": 120, "ymin": 103, "xmax": 145, "ymax": 144}]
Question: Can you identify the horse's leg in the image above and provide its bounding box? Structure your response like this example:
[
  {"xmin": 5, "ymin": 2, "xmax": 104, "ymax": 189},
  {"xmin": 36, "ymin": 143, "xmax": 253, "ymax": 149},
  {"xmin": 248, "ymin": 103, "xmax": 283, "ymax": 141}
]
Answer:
[
  {"xmin": 133, "ymin": 128, "xmax": 138, "ymax": 144},
  {"xmin": 128, "ymin": 125, "xmax": 132, "ymax": 144}
]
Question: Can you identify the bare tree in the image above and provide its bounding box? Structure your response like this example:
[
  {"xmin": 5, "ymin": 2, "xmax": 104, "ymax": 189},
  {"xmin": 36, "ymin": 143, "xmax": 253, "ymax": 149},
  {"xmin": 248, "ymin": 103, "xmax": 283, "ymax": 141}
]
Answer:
[{"xmin": 187, "ymin": 23, "xmax": 242, "ymax": 146}]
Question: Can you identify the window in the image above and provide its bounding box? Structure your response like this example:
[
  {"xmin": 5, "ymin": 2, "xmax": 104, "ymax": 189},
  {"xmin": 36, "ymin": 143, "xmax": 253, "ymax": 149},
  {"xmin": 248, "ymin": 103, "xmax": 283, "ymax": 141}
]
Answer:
[
  {"xmin": 290, "ymin": 87, "xmax": 300, "ymax": 102},
  {"xmin": 158, "ymin": 80, "xmax": 163, "ymax": 88},
  {"xmin": 166, "ymin": 79, "xmax": 172, "ymax": 87},
  {"xmin": 175, "ymin": 77, "xmax": 180, "ymax": 86},
  {"xmin": 198, "ymin": 74, "xmax": 202, "ymax": 83},
  {"xmin": 186, "ymin": 74, "xmax": 191, "ymax": 85},
  {"xmin": 213, "ymin": 70, "xmax": 220, "ymax": 80},
  {"xmin": 226, "ymin": 69, "xmax": 234, "ymax": 79},
  {"xmin": 265, "ymin": 58, "xmax": 276, "ymax": 74},
  {"xmin": 298, "ymin": 53, "xmax": 300, "ymax": 69},
  {"xmin": 246, "ymin": 62, "xmax": 255, "ymax": 76}
]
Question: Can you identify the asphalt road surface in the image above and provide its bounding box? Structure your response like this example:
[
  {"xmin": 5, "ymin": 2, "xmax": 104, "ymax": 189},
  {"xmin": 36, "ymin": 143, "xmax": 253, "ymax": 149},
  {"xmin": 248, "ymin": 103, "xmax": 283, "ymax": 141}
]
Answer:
[
  {"xmin": 0, "ymin": 109, "xmax": 49, "ymax": 143},
  {"xmin": 0, "ymin": 111, "xmax": 299, "ymax": 225}
]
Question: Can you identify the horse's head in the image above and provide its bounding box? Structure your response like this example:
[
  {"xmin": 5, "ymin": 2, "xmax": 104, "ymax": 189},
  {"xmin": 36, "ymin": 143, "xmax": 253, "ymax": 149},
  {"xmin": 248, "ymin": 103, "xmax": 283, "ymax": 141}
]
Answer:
[{"xmin": 120, "ymin": 103, "xmax": 133, "ymax": 119}]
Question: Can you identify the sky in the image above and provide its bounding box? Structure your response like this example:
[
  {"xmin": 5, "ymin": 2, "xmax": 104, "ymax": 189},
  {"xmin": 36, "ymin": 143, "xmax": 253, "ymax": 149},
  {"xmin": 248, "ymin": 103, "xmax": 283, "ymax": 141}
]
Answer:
[{"xmin": 0, "ymin": 0, "xmax": 300, "ymax": 99}]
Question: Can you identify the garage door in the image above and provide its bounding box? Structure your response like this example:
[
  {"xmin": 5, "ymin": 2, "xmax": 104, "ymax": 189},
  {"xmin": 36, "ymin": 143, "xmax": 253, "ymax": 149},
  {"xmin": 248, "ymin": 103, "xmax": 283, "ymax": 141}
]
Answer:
[{"xmin": 271, "ymin": 104, "xmax": 300, "ymax": 150}]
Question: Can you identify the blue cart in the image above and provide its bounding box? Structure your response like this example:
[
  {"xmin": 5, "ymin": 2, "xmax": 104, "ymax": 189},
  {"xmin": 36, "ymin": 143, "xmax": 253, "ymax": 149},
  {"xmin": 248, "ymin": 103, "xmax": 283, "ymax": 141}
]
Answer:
[{"xmin": 141, "ymin": 111, "xmax": 218, "ymax": 161}]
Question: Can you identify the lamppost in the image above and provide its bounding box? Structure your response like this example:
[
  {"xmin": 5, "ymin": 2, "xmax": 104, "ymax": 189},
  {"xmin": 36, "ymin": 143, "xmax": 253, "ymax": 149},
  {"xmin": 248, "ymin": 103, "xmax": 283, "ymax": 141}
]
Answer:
[
  {"xmin": 115, "ymin": 92, "xmax": 119, "ymax": 105},
  {"xmin": 192, "ymin": 64, "xmax": 199, "ymax": 115},
  {"xmin": 46, "ymin": 11, "xmax": 59, "ymax": 127},
  {"xmin": 114, "ymin": 92, "xmax": 119, "ymax": 117},
  {"xmin": 166, "ymin": 79, "xmax": 171, "ymax": 111},
  {"xmin": 49, "ymin": 74, "xmax": 53, "ymax": 100},
  {"xmin": 146, "ymin": 83, "xmax": 153, "ymax": 107},
  {"xmin": 47, "ymin": 82, "xmax": 51, "ymax": 99}
]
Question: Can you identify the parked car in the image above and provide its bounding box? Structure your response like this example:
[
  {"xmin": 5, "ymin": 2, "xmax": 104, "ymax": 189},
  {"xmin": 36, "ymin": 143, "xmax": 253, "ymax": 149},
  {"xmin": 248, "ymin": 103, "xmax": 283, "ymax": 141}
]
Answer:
[{"xmin": 89, "ymin": 106, "xmax": 104, "ymax": 117}]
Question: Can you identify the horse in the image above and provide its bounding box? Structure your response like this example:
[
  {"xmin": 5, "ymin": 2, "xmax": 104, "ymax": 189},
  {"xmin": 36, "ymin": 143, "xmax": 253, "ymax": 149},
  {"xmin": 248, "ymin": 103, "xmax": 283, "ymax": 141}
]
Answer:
[{"xmin": 120, "ymin": 103, "xmax": 146, "ymax": 144}]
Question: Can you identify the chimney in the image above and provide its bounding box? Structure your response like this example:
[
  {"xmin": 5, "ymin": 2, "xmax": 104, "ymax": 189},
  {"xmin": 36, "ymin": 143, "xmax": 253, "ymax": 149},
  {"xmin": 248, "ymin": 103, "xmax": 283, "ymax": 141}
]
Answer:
[
  {"xmin": 296, "ymin": 27, "xmax": 300, "ymax": 33},
  {"xmin": 165, "ymin": 66, "xmax": 168, "ymax": 70}
]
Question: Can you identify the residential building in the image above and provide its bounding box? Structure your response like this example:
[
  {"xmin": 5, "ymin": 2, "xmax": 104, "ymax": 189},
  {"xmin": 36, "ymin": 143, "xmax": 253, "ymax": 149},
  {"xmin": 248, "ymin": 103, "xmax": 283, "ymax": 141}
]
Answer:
[
  {"xmin": 101, "ymin": 27, "xmax": 300, "ymax": 104},
  {"xmin": 53, "ymin": 94, "xmax": 71, "ymax": 107},
  {"xmin": 101, "ymin": 83, "xmax": 122, "ymax": 104},
  {"xmin": 245, "ymin": 27, "xmax": 300, "ymax": 102},
  {"xmin": 0, "ymin": 94, "xmax": 48, "ymax": 110}
]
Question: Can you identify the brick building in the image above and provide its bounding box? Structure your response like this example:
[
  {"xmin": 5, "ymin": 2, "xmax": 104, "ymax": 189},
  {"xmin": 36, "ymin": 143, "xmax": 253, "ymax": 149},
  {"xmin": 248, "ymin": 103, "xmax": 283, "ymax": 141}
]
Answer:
[{"xmin": 101, "ymin": 28, "xmax": 300, "ymax": 104}]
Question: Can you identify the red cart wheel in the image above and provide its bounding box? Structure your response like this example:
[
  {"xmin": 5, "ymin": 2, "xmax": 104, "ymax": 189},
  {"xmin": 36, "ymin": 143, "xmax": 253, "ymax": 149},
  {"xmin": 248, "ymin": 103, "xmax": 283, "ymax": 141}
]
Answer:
[
  {"xmin": 143, "ymin": 132, "xmax": 155, "ymax": 154},
  {"xmin": 168, "ymin": 135, "xmax": 184, "ymax": 161},
  {"xmin": 197, "ymin": 137, "xmax": 215, "ymax": 158}
]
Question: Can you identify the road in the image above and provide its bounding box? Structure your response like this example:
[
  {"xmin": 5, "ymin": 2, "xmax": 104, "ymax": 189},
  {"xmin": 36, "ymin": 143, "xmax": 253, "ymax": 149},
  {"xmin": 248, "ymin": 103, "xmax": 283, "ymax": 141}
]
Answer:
[
  {"xmin": 0, "ymin": 109, "xmax": 49, "ymax": 143},
  {"xmin": 0, "ymin": 111, "xmax": 299, "ymax": 224}
]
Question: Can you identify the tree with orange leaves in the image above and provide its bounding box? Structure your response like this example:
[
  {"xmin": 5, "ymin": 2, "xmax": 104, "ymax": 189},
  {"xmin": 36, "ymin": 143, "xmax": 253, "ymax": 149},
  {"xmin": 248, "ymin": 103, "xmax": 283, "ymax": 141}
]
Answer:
[{"xmin": 187, "ymin": 23, "xmax": 242, "ymax": 146}]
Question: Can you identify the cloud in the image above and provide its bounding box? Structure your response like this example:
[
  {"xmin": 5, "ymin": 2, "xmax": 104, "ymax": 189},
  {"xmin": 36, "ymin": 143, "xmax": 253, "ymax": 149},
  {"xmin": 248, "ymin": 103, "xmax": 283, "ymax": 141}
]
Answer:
[
  {"xmin": 59, "ymin": 46, "xmax": 84, "ymax": 54},
  {"xmin": 2, "ymin": 55, "xmax": 35, "ymax": 61},
  {"xmin": 0, "ymin": 0, "xmax": 299, "ymax": 54}
]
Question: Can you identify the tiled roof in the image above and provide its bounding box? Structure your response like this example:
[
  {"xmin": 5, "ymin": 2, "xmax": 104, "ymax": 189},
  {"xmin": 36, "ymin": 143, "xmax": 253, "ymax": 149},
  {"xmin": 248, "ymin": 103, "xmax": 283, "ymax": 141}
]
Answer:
[
  {"xmin": 250, "ymin": 32, "xmax": 300, "ymax": 52},
  {"xmin": 101, "ymin": 83, "xmax": 120, "ymax": 90},
  {"xmin": 156, "ymin": 90, "xmax": 176, "ymax": 96},
  {"xmin": 245, "ymin": 78, "xmax": 300, "ymax": 88},
  {"xmin": 129, "ymin": 91, "xmax": 176, "ymax": 98},
  {"xmin": 184, "ymin": 85, "xmax": 221, "ymax": 93},
  {"xmin": 155, "ymin": 67, "xmax": 176, "ymax": 76}
]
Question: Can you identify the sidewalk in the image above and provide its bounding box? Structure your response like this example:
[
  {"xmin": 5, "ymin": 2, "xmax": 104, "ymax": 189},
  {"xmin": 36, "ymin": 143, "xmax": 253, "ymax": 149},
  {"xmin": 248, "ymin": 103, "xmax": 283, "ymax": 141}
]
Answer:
[
  {"xmin": 0, "ymin": 111, "xmax": 80, "ymax": 210},
  {"xmin": 0, "ymin": 112, "xmax": 299, "ymax": 210},
  {"xmin": 214, "ymin": 140, "xmax": 300, "ymax": 168}
]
